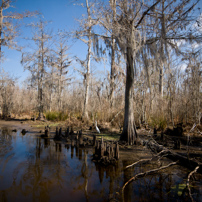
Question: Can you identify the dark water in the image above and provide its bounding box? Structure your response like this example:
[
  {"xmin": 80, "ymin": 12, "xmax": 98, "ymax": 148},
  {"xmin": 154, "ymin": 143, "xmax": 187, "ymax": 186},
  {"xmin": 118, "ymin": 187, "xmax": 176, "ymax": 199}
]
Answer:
[{"xmin": 0, "ymin": 127, "xmax": 202, "ymax": 202}]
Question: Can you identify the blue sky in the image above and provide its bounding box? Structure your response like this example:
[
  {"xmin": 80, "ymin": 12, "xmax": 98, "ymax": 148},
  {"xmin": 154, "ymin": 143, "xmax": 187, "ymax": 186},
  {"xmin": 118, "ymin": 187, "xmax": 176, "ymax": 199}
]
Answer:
[
  {"xmin": 2, "ymin": 0, "xmax": 202, "ymax": 85},
  {"xmin": 2, "ymin": 0, "xmax": 100, "ymax": 85}
]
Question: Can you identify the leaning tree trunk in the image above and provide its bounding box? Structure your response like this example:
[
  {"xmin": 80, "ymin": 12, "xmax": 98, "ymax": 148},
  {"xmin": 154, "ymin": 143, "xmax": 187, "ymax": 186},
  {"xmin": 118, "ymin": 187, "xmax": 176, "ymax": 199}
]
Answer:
[{"xmin": 120, "ymin": 45, "xmax": 137, "ymax": 145}]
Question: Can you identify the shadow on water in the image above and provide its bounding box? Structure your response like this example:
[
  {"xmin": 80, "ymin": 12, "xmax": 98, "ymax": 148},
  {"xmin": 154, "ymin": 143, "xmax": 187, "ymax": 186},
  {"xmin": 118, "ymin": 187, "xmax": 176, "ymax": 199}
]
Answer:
[{"xmin": 0, "ymin": 127, "xmax": 202, "ymax": 202}]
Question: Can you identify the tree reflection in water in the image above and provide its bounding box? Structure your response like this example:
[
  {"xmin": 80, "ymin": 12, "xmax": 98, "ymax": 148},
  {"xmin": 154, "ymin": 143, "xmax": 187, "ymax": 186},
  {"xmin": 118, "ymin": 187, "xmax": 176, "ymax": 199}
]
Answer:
[{"xmin": 0, "ymin": 127, "xmax": 202, "ymax": 202}]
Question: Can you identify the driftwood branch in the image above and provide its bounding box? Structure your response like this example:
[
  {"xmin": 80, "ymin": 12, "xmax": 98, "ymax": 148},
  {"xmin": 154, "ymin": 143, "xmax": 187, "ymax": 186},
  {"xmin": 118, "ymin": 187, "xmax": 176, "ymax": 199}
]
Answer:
[
  {"xmin": 121, "ymin": 161, "xmax": 177, "ymax": 201},
  {"xmin": 186, "ymin": 165, "xmax": 200, "ymax": 202},
  {"xmin": 125, "ymin": 150, "xmax": 168, "ymax": 169}
]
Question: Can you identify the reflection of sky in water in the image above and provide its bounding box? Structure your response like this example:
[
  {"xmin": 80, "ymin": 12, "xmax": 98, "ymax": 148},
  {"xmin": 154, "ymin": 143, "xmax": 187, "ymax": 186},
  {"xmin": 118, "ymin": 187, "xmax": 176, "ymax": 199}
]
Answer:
[{"xmin": 0, "ymin": 127, "xmax": 201, "ymax": 202}]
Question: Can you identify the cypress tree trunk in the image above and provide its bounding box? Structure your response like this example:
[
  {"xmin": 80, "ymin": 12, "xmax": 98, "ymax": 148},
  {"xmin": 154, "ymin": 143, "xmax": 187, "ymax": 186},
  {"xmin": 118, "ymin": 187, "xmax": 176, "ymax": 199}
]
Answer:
[{"xmin": 120, "ymin": 45, "xmax": 137, "ymax": 145}]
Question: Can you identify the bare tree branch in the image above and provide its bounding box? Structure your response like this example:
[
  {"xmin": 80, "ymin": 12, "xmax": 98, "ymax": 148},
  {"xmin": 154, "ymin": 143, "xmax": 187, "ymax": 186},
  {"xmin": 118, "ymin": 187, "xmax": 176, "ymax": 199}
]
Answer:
[
  {"xmin": 186, "ymin": 165, "xmax": 200, "ymax": 202},
  {"xmin": 121, "ymin": 161, "xmax": 178, "ymax": 202}
]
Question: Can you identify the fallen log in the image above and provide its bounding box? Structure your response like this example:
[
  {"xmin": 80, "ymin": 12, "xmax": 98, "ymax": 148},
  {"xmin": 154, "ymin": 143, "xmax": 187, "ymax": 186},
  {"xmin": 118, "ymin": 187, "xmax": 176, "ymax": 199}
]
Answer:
[
  {"xmin": 143, "ymin": 138, "xmax": 202, "ymax": 173},
  {"xmin": 121, "ymin": 136, "xmax": 202, "ymax": 202}
]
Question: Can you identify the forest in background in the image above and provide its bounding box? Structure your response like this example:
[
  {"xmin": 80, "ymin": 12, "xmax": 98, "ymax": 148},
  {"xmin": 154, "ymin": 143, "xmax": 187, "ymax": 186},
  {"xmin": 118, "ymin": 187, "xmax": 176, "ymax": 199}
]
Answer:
[{"xmin": 0, "ymin": 0, "xmax": 201, "ymax": 144}]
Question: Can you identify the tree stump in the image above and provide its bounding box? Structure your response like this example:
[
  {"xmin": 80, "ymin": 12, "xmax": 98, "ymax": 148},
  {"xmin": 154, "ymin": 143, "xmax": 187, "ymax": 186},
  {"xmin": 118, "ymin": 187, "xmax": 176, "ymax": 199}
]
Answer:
[
  {"xmin": 106, "ymin": 142, "xmax": 111, "ymax": 157},
  {"xmin": 71, "ymin": 139, "xmax": 75, "ymax": 147},
  {"xmin": 115, "ymin": 142, "xmax": 119, "ymax": 160},
  {"xmin": 174, "ymin": 138, "xmax": 181, "ymax": 149},
  {"xmin": 21, "ymin": 129, "xmax": 27, "ymax": 135},
  {"xmin": 79, "ymin": 149, "xmax": 82, "ymax": 160},
  {"xmin": 71, "ymin": 146, "xmax": 74, "ymax": 158},
  {"xmin": 100, "ymin": 141, "xmax": 105, "ymax": 158},
  {"xmin": 56, "ymin": 127, "xmax": 59, "ymax": 137},
  {"xmin": 70, "ymin": 126, "xmax": 74, "ymax": 135},
  {"xmin": 76, "ymin": 146, "xmax": 79, "ymax": 157},
  {"xmin": 110, "ymin": 144, "xmax": 114, "ymax": 159},
  {"xmin": 45, "ymin": 126, "xmax": 49, "ymax": 137},
  {"xmin": 65, "ymin": 127, "xmax": 69, "ymax": 137},
  {"xmin": 93, "ymin": 135, "xmax": 96, "ymax": 146},
  {"xmin": 96, "ymin": 141, "xmax": 100, "ymax": 157},
  {"xmin": 79, "ymin": 130, "xmax": 83, "ymax": 146},
  {"xmin": 59, "ymin": 128, "xmax": 62, "ymax": 137},
  {"xmin": 93, "ymin": 141, "xmax": 119, "ymax": 165}
]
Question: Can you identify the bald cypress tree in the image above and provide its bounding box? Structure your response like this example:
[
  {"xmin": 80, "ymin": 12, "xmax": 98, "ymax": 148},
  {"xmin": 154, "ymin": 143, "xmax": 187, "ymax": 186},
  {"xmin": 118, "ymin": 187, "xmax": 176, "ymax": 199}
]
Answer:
[{"xmin": 21, "ymin": 19, "xmax": 52, "ymax": 120}]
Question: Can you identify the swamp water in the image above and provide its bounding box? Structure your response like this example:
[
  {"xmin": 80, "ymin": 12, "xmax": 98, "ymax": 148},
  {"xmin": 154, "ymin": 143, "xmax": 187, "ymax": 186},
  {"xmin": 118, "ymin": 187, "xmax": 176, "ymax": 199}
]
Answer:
[{"xmin": 0, "ymin": 127, "xmax": 202, "ymax": 202}]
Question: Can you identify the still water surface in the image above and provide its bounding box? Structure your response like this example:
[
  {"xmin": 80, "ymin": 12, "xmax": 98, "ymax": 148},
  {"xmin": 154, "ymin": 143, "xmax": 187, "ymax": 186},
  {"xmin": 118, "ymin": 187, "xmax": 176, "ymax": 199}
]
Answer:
[{"xmin": 0, "ymin": 127, "xmax": 201, "ymax": 202}]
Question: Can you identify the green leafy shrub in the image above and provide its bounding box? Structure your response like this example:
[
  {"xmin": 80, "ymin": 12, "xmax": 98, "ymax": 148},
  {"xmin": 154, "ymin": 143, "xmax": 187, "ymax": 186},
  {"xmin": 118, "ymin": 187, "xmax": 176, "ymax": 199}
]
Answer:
[
  {"xmin": 158, "ymin": 118, "xmax": 167, "ymax": 131},
  {"xmin": 45, "ymin": 111, "xmax": 68, "ymax": 121},
  {"xmin": 149, "ymin": 116, "xmax": 167, "ymax": 131}
]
